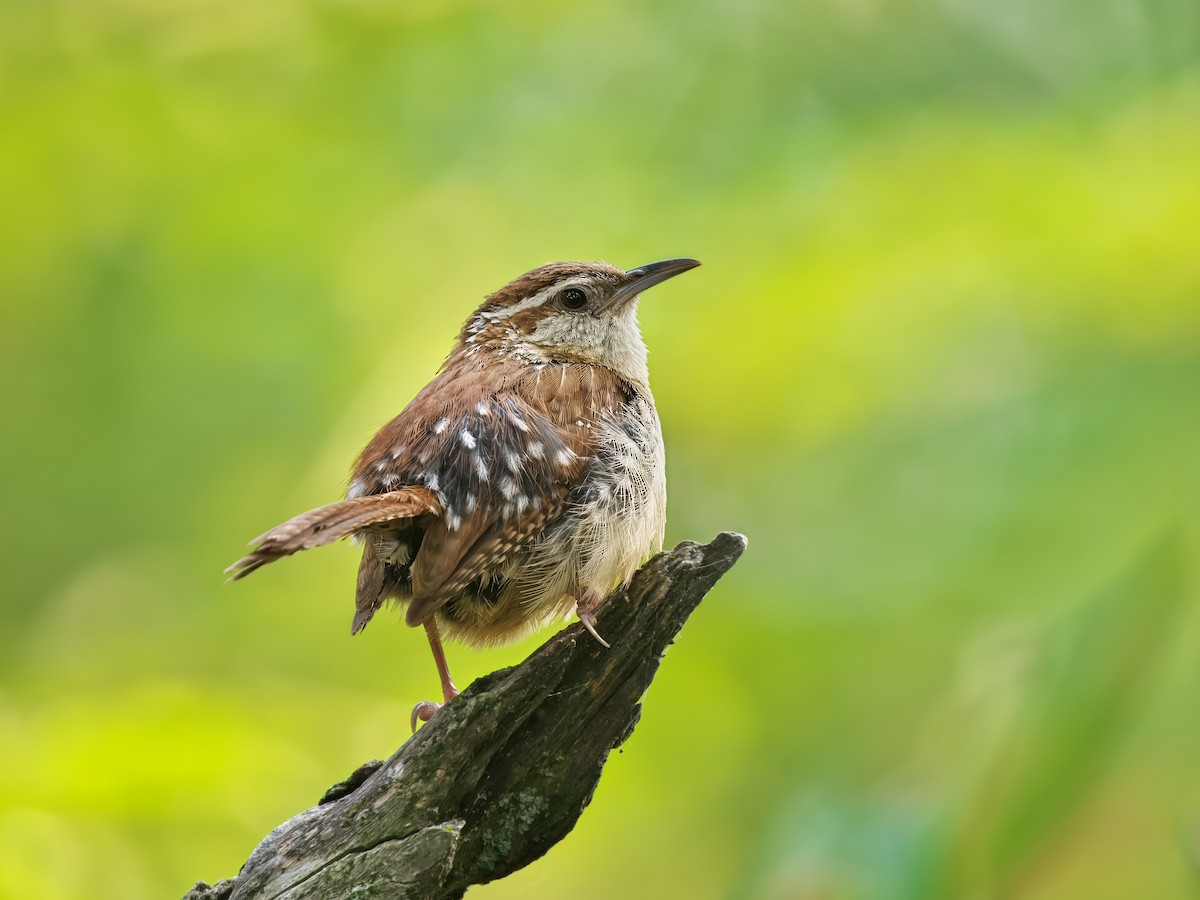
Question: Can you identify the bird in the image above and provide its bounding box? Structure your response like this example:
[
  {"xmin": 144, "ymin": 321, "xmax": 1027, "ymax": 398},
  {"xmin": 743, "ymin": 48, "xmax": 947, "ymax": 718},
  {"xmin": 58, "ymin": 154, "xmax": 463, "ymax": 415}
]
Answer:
[{"xmin": 226, "ymin": 257, "xmax": 700, "ymax": 729}]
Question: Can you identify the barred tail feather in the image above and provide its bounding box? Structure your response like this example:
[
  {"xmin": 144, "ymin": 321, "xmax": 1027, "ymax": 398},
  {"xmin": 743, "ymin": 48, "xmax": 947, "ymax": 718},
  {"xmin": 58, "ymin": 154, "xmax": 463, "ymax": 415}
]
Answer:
[{"xmin": 225, "ymin": 488, "xmax": 439, "ymax": 580}]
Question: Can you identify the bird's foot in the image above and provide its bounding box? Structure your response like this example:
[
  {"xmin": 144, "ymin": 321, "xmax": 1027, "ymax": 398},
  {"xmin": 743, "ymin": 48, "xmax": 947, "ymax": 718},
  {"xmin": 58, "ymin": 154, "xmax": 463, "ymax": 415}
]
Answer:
[
  {"xmin": 410, "ymin": 700, "xmax": 443, "ymax": 733},
  {"xmin": 410, "ymin": 682, "xmax": 459, "ymax": 733},
  {"xmin": 576, "ymin": 589, "xmax": 610, "ymax": 649}
]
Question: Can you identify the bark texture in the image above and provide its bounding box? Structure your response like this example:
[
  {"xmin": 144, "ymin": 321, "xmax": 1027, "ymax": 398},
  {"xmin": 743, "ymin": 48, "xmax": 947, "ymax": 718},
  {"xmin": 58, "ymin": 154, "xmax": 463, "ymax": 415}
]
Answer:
[{"xmin": 186, "ymin": 531, "xmax": 747, "ymax": 900}]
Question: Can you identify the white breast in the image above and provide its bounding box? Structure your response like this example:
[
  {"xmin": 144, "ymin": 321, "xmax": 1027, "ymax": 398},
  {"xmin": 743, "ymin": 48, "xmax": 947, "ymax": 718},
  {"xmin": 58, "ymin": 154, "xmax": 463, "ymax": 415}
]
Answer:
[{"xmin": 518, "ymin": 393, "xmax": 666, "ymax": 611}]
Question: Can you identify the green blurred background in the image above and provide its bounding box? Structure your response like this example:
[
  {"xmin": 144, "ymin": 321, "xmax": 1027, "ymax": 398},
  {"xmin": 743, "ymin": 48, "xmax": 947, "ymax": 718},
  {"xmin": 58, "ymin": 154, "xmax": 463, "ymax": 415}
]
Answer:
[{"xmin": 3, "ymin": 0, "xmax": 1199, "ymax": 897}]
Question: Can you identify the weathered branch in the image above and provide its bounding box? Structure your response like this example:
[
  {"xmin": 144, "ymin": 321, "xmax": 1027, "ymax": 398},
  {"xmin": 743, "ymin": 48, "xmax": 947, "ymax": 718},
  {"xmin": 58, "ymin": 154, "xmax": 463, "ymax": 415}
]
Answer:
[{"xmin": 186, "ymin": 531, "xmax": 746, "ymax": 900}]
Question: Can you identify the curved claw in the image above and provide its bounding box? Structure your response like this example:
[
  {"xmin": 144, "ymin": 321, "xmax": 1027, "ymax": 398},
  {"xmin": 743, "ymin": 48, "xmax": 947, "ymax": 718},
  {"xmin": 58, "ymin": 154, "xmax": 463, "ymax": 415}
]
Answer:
[
  {"xmin": 578, "ymin": 610, "xmax": 610, "ymax": 648},
  {"xmin": 575, "ymin": 590, "xmax": 611, "ymax": 649},
  {"xmin": 410, "ymin": 700, "xmax": 443, "ymax": 733}
]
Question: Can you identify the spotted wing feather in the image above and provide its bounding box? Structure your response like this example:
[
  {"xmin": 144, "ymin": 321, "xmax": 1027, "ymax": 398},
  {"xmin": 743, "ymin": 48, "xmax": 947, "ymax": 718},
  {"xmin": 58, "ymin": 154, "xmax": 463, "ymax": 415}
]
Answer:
[
  {"xmin": 351, "ymin": 359, "xmax": 599, "ymax": 625},
  {"xmin": 347, "ymin": 354, "xmax": 637, "ymax": 638}
]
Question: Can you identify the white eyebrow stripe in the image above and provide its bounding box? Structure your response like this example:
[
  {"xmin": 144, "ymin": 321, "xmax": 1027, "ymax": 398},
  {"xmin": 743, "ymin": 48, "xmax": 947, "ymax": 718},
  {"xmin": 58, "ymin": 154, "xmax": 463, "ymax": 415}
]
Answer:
[{"xmin": 476, "ymin": 276, "xmax": 594, "ymax": 321}]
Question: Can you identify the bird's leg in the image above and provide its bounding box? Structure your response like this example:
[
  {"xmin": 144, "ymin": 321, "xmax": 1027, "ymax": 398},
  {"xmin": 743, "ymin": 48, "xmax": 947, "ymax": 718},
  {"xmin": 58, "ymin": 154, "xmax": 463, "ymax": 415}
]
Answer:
[
  {"xmin": 575, "ymin": 587, "xmax": 610, "ymax": 649},
  {"xmin": 410, "ymin": 619, "xmax": 460, "ymax": 732}
]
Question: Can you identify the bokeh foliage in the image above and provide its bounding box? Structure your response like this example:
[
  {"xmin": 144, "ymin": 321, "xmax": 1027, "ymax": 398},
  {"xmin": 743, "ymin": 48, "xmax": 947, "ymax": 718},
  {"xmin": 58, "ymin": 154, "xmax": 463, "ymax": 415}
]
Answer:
[{"xmin": 2, "ymin": 0, "xmax": 1199, "ymax": 897}]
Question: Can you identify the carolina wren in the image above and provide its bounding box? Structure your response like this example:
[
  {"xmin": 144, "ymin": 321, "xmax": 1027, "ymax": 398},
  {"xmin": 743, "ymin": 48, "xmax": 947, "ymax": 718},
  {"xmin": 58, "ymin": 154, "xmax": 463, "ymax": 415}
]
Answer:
[{"xmin": 227, "ymin": 258, "xmax": 700, "ymax": 727}]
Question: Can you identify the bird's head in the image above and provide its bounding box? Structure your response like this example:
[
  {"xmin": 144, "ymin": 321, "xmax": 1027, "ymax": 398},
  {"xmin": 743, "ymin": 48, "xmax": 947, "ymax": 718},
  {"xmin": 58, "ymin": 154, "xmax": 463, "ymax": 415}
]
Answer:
[{"xmin": 459, "ymin": 258, "xmax": 700, "ymax": 384}]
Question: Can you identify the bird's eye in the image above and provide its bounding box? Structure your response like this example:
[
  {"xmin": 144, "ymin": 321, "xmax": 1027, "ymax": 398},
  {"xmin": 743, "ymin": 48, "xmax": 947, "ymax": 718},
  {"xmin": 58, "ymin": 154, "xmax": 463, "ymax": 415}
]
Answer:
[{"xmin": 557, "ymin": 288, "xmax": 588, "ymax": 311}]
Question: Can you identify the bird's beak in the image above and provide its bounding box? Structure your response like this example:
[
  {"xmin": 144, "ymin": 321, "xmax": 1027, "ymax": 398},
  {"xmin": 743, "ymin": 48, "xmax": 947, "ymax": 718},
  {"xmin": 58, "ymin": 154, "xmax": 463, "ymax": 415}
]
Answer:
[{"xmin": 603, "ymin": 258, "xmax": 701, "ymax": 310}]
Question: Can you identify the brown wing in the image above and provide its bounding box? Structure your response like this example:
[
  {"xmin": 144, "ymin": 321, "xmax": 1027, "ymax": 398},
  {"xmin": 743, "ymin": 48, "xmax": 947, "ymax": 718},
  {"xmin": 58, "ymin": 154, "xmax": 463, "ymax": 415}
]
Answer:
[
  {"xmin": 347, "ymin": 355, "xmax": 636, "ymax": 629},
  {"xmin": 405, "ymin": 493, "xmax": 567, "ymax": 627},
  {"xmin": 398, "ymin": 389, "xmax": 587, "ymax": 625}
]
